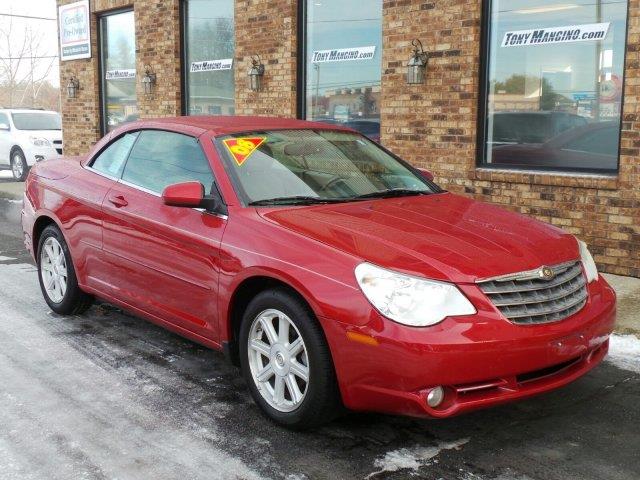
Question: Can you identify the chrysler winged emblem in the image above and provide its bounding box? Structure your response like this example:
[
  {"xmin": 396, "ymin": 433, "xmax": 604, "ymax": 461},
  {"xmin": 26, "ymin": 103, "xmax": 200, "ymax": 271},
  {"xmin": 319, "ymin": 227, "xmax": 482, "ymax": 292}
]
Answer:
[{"xmin": 539, "ymin": 266, "xmax": 555, "ymax": 280}]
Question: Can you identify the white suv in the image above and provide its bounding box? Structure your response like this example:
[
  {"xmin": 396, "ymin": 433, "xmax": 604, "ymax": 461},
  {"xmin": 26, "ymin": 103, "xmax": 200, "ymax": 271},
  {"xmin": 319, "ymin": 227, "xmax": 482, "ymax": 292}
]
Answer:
[{"xmin": 0, "ymin": 109, "xmax": 62, "ymax": 181}]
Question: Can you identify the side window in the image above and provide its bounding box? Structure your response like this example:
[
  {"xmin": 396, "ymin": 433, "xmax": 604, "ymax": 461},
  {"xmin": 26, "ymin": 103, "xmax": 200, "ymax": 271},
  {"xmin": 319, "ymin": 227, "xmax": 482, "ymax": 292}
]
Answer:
[
  {"xmin": 91, "ymin": 132, "xmax": 139, "ymax": 178},
  {"xmin": 121, "ymin": 130, "xmax": 214, "ymax": 194},
  {"xmin": 0, "ymin": 112, "xmax": 9, "ymax": 127}
]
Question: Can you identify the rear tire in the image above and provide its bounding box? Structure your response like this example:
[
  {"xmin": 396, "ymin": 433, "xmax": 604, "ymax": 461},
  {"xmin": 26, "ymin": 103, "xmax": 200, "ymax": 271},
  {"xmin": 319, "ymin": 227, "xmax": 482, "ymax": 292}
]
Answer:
[
  {"xmin": 37, "ymin": 224, "xmax": 93, "ymax": 315},
  {"xmin": 239, "ymin": 288, "xmax": 341, "ymax": 429},
  {"xmin": 11, "ymin": 148, "xmax": 28, "ymax": 182}
]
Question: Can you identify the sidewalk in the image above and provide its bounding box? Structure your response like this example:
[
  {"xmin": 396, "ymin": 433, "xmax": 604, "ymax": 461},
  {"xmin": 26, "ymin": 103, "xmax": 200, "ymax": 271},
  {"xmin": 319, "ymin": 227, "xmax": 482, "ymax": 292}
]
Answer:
[
  {"xmin": 605, "ymin": 273, "xmax": 640, "ymax": 336},
  {"xmin": 0, "ymin": 172, "xmax": 24, "ymax": 200}
]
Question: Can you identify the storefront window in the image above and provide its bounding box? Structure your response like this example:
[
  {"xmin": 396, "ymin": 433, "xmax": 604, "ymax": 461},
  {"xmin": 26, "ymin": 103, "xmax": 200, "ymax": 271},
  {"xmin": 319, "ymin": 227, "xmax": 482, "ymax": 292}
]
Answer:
[
  {"xmin": 303, "ymin": 0, "xmax": 382, "ymax": 142},
  {"xmin": 480, "ymin": 0, "xmax": 628, "ymax": 173},
  {"xmin": 184, "ymin": 0, "xmax": 235, "ymax": 116},
  {"xmin": 100, "ymin": 10, "xmax": 137, "ymax": 133}
]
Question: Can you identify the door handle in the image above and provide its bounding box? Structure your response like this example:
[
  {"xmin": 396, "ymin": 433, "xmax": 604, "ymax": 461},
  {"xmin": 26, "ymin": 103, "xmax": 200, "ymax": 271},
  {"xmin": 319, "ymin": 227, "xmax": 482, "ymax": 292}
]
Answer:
[{"xmin": 107, "ymin": 194, "xmax": 128, "ymax": 208}]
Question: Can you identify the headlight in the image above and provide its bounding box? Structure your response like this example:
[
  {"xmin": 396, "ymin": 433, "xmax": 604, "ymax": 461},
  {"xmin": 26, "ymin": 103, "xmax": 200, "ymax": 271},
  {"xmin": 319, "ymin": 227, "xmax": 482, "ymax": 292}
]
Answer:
[
  {"xmin": 578, "ymin": 239, "xmax": 598, "ymax": 283},
  {"xmin": 30, "ymin": 136, "xmax": 51, "ymax": 147},
  {"xmin": 354, "ymin": 263, "xmax": 476, "ymax": 327}
]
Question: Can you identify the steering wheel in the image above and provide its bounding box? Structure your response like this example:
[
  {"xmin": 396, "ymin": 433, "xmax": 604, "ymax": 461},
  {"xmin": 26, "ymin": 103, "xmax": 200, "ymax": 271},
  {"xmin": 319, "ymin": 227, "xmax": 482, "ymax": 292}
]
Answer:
[{"xmin": 318, "ymin": 176, "xmax": 346, "ymax": 193}]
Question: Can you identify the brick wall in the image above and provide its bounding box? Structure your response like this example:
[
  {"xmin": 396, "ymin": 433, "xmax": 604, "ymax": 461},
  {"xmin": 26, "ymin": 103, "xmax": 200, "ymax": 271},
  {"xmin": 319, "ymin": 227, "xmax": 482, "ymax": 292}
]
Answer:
[
  {"xmin": 57, "ymin": 0, "xmax": 640, "ymax": 276},
  {"xmin": 134, "ymin": 0, "xmax": 182, "ymax": 119},
  {"xmin": 58, "ymin": 0, "xmax": 181, "ymax": 155},
  {"xmin": 381, "ymin": 0, "xmax": 640, "ymax": 277},
  {"xmin": 234, "ymin": 0, "xmax": 298, "ymax": 117}
]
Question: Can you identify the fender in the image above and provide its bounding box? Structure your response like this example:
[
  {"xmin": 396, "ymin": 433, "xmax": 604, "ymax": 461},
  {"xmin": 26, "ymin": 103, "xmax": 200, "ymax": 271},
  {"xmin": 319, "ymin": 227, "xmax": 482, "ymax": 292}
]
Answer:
[{"xmin": 219, "ymin": 264, "xmax": 330, "ymax": 343}]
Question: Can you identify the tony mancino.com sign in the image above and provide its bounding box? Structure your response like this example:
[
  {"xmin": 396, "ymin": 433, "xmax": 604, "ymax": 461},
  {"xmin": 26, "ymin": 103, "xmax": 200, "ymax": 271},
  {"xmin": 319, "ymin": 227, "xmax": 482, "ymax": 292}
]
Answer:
[{"xmin": 502, "ymin": 23, "xmax": 610, "ymax": 48}]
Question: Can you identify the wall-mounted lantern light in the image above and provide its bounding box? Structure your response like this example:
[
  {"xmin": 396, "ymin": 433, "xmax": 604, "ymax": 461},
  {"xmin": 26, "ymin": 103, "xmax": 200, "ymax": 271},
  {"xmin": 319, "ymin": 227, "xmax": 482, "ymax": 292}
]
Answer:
[
  {"xmin": 141, "ymin": 65, "xmax": 156, "ymax": 95},
  {"xmin": 67, "ymin": 76, "xmax": 79, "ymax": 98},
  {"xmin": 248, "ymin": 55, "xmax": 265, "ymax": 92},
  {"xmin": 406, "ymin": 39, "xmax": 428, "ymax": 85}
]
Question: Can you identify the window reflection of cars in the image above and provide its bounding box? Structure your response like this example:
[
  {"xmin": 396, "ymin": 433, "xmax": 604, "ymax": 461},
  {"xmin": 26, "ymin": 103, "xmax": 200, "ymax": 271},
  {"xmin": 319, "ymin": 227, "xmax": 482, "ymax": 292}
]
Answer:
[
  {"xmin": 314, "ymin": 118, "xmax": 381, "ymax": 143},
  {"xmin": 344, "ymin": 120, "xmax": 380, "ymax": 143},
  {"xmin": 489, "ymin": 112, "xmax": 589, "ymax": 146},
  {"xmin": 490, "ymin": 121, "xmax": 618, "ymax": 172}
]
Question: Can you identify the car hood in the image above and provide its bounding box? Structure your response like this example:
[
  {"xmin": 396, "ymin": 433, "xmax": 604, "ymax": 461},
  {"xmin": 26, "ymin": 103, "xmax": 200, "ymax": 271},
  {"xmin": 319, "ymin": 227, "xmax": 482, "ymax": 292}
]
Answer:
[
  {"xmin": 22, "ymin": 129, "xmax": 62, "ymax": 142},
  {"xmin": 258, "ymin": 193, "xmax": 580, "ymax": 283}
]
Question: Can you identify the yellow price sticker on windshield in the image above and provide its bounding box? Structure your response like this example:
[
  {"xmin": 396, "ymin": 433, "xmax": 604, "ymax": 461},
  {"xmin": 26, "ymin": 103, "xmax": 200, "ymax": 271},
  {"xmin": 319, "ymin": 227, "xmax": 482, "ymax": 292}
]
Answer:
[{"xmin": 223, "ymin": 137, "xmax": 266, "ymax": 166}]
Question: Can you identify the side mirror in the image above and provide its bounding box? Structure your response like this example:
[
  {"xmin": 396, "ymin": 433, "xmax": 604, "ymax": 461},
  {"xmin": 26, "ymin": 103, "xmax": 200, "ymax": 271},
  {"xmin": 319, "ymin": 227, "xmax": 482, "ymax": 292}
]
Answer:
[
  {"xmin": 417, "ymin": 167, "xmax": 434, "ymax": 182},
  {"xmin": 162, "ymin": 181, "xmax": 205, "ymax": 208},
  {"xmin": 0, "ymin": 123, "xmax": 10, "ymax": 131}
]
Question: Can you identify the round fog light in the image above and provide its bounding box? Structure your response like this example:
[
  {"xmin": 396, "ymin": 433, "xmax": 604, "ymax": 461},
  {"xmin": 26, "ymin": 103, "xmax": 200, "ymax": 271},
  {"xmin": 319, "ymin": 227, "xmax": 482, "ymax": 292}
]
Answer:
[{"xmin": 426, "ymin": 386, "xmax": 445, "ymax": 408}]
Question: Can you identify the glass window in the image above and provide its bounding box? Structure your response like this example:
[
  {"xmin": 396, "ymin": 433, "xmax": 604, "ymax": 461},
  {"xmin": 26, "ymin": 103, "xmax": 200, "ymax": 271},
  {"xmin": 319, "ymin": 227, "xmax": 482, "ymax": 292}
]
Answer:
[
  {"xmin": 216, "ymin": 129, "xmax": 433, "ymax": 205},
  {"xmin": 0, "ymin": 113, "xmax": 9, "ymax": 127},
  {"xmin": 122, "ymin": 130, "xmax": 214, "ymax": 194},
  {"xmin": 563, "ymin": 124, "xmax": 618, "ymax": 155},
  {"xmin": 303, "ymin": 1, "xmax": 382, "ymax": 143},
  {"xmin": 11, "ymin": 112, "xmax": 61, "ymax": 131},
  {"xmin": 100, "ymin": 11, "xmax": 137, "ymax": 133},
  {"xmin": 91, "ymin": 132, "xmax": 139, "ymax": 178},
  {"xmin": 184, "ymin": 0, "xmax": 235, "ymax": 116},
  {"xmin": 481, "ymin": 0, "xmax": 628, "ymax": 173}
]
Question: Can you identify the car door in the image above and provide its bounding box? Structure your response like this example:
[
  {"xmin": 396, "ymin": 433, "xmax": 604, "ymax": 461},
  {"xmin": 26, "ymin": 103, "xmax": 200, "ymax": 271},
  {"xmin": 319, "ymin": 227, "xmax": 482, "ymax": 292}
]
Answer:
[
  {"xmin": 0, "ymin": 112, "xmax": 12, "ymax": 166},
  {"xmin": 75, "ymin": 131, "xmax": 137, "ymax": 287},
  {"xmin": 100, "ymin": 129, "xmax": 226, "ymax": 342}
]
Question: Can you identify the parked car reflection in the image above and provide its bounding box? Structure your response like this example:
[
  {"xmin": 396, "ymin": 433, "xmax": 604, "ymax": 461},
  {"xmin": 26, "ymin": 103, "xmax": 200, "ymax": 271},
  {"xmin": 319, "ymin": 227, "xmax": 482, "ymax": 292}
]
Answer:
[
  {"xmin": 489, "ymin": 111, "xmax": 588, "ymax": 146},
  {"xmin": 314, "ymin": 118, "xmax": 381, "ymax": 143},
  {"xmin": 490, "ymin": 121, "xmax": 619, "ymax": 171}
]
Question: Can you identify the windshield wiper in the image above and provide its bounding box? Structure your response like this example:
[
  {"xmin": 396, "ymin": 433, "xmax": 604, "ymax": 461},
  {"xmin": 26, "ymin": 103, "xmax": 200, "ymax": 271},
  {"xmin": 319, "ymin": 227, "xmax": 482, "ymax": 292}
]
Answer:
[
  {"xmin": 248, "ymin": 196, "xmax": 349, "ymax": 206},
  {"xmin": 351, "ymin": 189, "xmax": 431, "ymax": 200}
]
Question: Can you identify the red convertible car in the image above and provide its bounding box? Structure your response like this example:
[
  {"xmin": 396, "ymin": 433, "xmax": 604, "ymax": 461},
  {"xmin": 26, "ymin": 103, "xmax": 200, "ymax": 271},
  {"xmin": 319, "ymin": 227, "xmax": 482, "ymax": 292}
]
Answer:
[{"xmin": 21, "ymin": 116, "xmax": 616, "ymax": 429}]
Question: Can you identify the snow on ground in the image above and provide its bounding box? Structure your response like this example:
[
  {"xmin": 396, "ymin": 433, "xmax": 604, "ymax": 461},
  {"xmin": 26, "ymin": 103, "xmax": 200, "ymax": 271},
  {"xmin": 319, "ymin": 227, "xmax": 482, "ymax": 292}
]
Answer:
[
  {"xmin": 608, "ymin": 334, "xmax": 640, "ymax": 374},
  {"xmin": 366, "ymin": 438, "xmax": 469, "ymax": 478}
]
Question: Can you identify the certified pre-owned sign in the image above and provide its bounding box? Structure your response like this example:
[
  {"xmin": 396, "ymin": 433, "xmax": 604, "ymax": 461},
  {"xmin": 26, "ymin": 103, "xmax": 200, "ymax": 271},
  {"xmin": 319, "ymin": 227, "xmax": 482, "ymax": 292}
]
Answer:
[
  {"xmin": 311, "ymin": 46, "xmax": 376, "ymax": 63},
  {"xmin": 502, "ymin": 23, "xmax": 610, "ymax": 48},
  {"xmin": 58, "ymin": 0, "xmax": 91, "ymax": 61}
]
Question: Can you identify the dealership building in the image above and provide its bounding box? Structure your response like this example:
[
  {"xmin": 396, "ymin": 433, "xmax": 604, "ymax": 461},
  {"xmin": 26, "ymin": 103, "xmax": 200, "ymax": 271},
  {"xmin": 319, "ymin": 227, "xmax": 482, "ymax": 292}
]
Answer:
[{"xmin": 57, "ymin": 0, "xmax": 639, "ymax": 276}]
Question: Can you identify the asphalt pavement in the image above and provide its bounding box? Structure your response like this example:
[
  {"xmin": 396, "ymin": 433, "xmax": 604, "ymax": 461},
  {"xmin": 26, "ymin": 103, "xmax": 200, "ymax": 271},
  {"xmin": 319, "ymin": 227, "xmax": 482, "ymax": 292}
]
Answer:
[{"xmin": 0, "ymin": 197, "xmax": 639, "ymax": 480}]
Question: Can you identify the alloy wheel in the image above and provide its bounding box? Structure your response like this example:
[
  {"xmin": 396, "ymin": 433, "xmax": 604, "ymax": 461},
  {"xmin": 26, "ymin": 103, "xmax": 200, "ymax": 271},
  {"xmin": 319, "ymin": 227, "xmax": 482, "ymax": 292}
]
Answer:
[
  {"xmin": 247, "ymin": 309, "xmax": 310, "ymax": 413},
  {"xmin": 12, "ymin": 153, "xmax": 24, "ymax": 179},
  {"xmin": 40, "ymin": 237, "xmax": 68, "ymax": 303}
]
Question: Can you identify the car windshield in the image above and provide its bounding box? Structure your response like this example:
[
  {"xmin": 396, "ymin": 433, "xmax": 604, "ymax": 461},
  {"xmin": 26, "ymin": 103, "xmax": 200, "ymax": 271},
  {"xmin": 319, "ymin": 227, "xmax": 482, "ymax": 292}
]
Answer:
[
  {"xmin": 216, "ymin": 129, "xmax": 436, "ymax": 205},
  {"xmin": 11, "ymin": 112, "xmax": 61, "ymax": 131}
]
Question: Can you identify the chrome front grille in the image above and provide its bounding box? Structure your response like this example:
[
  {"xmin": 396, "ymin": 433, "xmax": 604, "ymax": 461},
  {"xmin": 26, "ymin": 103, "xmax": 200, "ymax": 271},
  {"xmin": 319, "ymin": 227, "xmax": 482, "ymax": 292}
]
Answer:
[{"xmin": 477, "ymin": 261, "xmax": 587, "ymax": 325}]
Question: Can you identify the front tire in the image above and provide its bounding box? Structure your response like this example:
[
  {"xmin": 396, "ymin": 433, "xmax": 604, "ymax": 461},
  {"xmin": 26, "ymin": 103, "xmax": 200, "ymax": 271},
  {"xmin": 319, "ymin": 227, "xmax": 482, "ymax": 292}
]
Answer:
[
  {"xmin": 37, "ymin": 224, "xmax": 93, "ymax": 315},
  {"xmin": 11, "ymin": 149, "xmax": 28, "ymax": 182},
  {"xmin": 239, "ymin": 288, "xmax": 341, "ymax": 429}
]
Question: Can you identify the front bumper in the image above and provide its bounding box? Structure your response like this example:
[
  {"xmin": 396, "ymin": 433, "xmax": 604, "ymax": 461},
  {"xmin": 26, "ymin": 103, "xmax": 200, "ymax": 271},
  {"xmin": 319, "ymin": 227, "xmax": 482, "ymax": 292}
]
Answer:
[{"xmin": 321, "ymin": 275, "xmax": 616, "ymax": 418}]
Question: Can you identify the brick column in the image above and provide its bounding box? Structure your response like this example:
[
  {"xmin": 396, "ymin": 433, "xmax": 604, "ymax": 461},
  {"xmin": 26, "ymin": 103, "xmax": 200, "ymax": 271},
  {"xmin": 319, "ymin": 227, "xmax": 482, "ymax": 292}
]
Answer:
[
  {"xmin": 234, "ymin": 0, "xmax": 298, "ymax": 117},
  {"xmin": 57, "ymin": 0, "xmax": 109, "ymax": 155},
  {"xmin": 134, "ymin": 0, "xmax": 182, "ymax": 119}
]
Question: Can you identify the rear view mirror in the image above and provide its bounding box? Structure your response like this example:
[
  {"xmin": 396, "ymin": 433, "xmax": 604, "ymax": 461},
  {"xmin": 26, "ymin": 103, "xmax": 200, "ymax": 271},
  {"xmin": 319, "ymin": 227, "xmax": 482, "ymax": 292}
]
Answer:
[
  {"xmin": 0, "ymin": 123, "xmax": 10, "ymax": 131},
  {"xmin": 162, "ymin": 181, "xmax": 205, "ymax": 208},
  {"xmin": 417, "ymin": 167, "xmax": 434, "ymax": 182}
]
